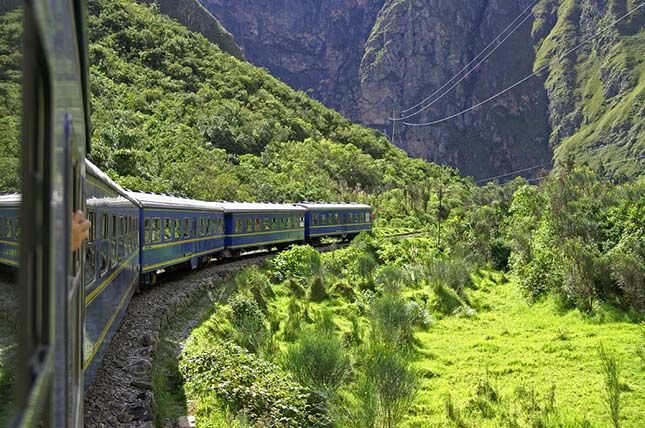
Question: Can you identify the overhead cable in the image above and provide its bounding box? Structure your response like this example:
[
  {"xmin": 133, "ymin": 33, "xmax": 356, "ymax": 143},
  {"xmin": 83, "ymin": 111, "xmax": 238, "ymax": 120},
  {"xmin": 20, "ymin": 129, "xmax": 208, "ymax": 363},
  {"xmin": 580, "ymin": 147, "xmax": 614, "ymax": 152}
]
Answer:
[
  {"xmin": 392, "ymin": 0, "xmax": 540, "ymax": 121},
  {"xmin": 403, "ymin": 2, "xmax": 645, "ymax": 127}
]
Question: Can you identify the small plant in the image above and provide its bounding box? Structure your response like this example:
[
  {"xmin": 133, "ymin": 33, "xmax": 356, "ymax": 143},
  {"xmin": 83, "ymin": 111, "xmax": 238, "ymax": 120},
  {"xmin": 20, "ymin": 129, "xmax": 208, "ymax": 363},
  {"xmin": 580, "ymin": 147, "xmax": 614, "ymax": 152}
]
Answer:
[
  {"xmin": 228, "ymin": 293, "xmax": 268, "ymax": 353},
  {"xmin": 308, "ymin": 275, "xmax": 328, "ymax": 302},
  {"xmin": 370, "ymin": 292, "xmax": 416, "ymax": 349},
  {"xmin": 282, "ymin": 325, "xmax": 350, "ymax": 396},
  {"xmin": 445, "ymin": 394, "xmax": 470, "ymax": 428},
  {"xmin": 598, "ymin": 343, "xmax": 622, "ymax": 428}
]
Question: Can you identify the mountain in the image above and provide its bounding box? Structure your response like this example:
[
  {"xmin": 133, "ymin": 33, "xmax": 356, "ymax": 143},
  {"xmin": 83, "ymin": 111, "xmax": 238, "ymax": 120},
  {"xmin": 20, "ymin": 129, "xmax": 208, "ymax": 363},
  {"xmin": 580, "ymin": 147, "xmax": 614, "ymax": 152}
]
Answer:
[{"xmin": 198, "ymin": 0, "xmax": 645, "ymax": 181}]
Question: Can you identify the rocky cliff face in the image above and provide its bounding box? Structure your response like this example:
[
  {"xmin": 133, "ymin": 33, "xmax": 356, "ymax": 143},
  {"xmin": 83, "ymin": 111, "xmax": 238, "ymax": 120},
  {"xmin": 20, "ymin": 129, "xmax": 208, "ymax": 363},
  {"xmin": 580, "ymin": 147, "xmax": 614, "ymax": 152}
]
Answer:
[{"xmin": 199, "ymin": 0, "xmax": 644, "ymax": 180}]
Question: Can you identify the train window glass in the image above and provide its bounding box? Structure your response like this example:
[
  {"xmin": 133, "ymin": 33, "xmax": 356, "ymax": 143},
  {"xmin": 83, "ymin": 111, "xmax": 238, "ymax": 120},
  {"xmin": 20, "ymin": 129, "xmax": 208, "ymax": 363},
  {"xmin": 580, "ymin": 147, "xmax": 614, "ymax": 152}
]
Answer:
[
  {"xmin": 111, "ymin": 215, "xmax": 118, "ymax": 267},
  {"xmin": 132, "ymin": 217, "xmax": 138, "ymax": 249},
  {"xmin": 299, "ymin": 216, "xmax": 304, "ymax": 227},
  {"xmin": 183, "ymin": 218, "xmax": 190, "ymax": 238},
  {"xmin": 0, "ymin": 217, "xmax": 3, "ymax": 237},
  {"xmin": 313, "ymin": 214, "xmax": 318, "ymax": 226},
  {"xmin": 272, "ymin": 217, "xmax": 277, "ymax": 230},
  {"xmin": 354, "ymin": 213, "xmax": 360, "ymax": 223},
  {"xmin": 365, "ymin": 212, "xmax": 370, "ymax": 223},
  {"xmin": 264, "ymin": 218, "xmax": 270, "ymax": 231},
  {"xmin": 255, "ymin": 218, "xmax": 260, "ymax": 232},
  {"xmin": 164, "ymin": 218, "xmax": 172, "ymax": 241},
  {"xmin": 199, "ymin": 218, "xmax": 204, "ymax": 237},
  {"xmin": 347, "ymin": 213, "xmax": 352, "ymax": 223},
  {"xmin": 118, "ymin": 216, "xmax": 125, "ymax": 261},
  {"xmin": 321, "ymin": 214, "xmax": 326, "ymax": 225},
  {"xmin": 207, "ymin": 218, "xmax": 212, "ymax": 235},
  {"xmin": 174, "ymin": 218, "xmax": 181, "ymax": 239},
  {"xmin": 152, "ymin": 218, "xmax": 161, "ymax": 242},
  {"xmin": 234, "ymin": 219, "xmax": 241, "ymax": 233},
  {"xmin": 85, "ymin": 211, "xmax": 97, "ymax": 287},
  {"xmin": 4, "ymin": 218, "xmax": 10, "ymax": 238},
  {"xmin": 218, "ymin": 218, "xmax": 223, "ymax": 234},
  {"xmin": 245, "ymin": 218, "xmax": 252, "ymax": 232},
  {"xmin": 279, "ymin": 217, "xmax": 285, "ymax": 229},
  {"xmin": 14, "ymin": 218, "xmax": 20, "ymax": 239},
  {"xmin": 144, "ymin": 218, "xmax": 151, "ymax": 243}
]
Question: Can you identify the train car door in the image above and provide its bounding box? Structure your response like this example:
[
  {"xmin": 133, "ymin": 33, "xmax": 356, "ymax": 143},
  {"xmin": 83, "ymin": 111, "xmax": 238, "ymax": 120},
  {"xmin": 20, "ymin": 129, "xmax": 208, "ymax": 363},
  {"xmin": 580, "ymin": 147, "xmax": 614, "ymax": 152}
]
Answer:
[{"xmin": 14, "ymin": 0, "xmax": 90, "ymax": 426}]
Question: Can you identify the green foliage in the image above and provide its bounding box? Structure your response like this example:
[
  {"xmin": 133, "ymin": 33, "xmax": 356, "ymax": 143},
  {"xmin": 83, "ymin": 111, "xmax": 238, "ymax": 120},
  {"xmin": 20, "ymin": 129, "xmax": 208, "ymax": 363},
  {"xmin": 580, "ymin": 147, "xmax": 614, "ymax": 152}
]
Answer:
[
  {"xmin": 282, "ymin": 324, "xmax": 350, "ymax": 396},
  {"xmin": 269, "ymin": 245, "xmax": 321, "ymax": 285},
  {"xmin": 370, "ymin": 292, "xmax": 417, "ymax": 349},
  {"xmin": 180, "ymin": 341, "xmax": 328, "ymax": 427},
  {"xmin": 228, "ymin": 293, "xmax": 268, "ymax": 353},
  {"xmin": 308, "ymin": 275, "xmax": 328, "ymax": 303},
  {"xmin": 598, "ymin": 343, "xmax": 622, "ymax": 428}
]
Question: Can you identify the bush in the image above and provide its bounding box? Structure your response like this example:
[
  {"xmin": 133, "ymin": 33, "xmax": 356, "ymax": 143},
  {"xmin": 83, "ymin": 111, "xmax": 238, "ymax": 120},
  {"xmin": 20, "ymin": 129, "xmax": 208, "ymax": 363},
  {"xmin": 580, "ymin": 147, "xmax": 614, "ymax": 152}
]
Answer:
[
  {"xmin": 180, "ymin": 341, "xmax": 328, "ymax": 427},
  {"xmin": 370, "ymin": 292, "xmax": 417, "ymax": 349},
  {"xmin": 282, "ymin": 326, "xmax": 350, "ymax": 396},
  {"xmin": 598, "ymin": 344, "xmax": 622, "ymax": 428},
  {"xmin": 309, "ymin": 275, "xmax": 328, "ymax": 302},
  {"xmin": 269, "ymin": 245, "xmax": 321, "ymax": 284},
  {"xmin": 423, "ymin": 256, "xmax": 473, "ymax": 295},
  {"xmin": 429, "ymin": 282, "xmax": 466, "ymax": 316},
  {"xmin": 228, "ymin": 294, "xmax": 268, "ymax": 353}
]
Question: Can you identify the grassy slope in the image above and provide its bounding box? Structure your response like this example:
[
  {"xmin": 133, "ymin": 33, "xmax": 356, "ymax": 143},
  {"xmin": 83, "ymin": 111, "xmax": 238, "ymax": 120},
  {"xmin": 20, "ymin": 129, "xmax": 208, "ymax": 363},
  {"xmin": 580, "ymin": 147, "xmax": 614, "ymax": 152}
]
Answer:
[{"xmin": 408, "ymin": 273, "xmax": 644, "ymax": 427}]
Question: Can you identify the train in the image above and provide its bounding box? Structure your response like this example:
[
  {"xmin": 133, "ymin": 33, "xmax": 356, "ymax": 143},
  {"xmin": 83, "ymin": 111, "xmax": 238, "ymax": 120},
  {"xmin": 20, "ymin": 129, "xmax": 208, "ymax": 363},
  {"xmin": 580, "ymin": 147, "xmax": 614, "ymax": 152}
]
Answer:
[{"xmin": 0, "ymin": 1, "xmax": 371, "ymax": 426}]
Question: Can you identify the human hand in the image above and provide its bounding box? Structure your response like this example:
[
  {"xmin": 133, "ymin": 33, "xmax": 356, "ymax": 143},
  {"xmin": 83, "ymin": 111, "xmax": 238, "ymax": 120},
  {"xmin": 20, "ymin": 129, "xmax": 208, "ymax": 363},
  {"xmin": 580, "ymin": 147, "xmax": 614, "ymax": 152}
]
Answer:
[{"xmin": 71, "ymin": 210, "xmax": 91, "ymax": 251}]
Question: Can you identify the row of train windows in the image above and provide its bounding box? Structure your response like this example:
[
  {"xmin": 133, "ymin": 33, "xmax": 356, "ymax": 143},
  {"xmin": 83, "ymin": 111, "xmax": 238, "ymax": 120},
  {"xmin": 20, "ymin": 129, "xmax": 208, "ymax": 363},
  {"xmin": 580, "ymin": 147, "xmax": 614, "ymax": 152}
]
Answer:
[
  {"xmin": 143, "ymin": 216, "xmax": 223, "ymax": 244},
  {"xmin": 84, "ymin": 210, "xmax": 138, "ymax": 287},
  {"xmin": 233, "ymin": 215, "xmax": 304, "ymax": 234},
  {"xmin": 0, "ymin": 216, "xmax": 20, "ymax": 240},
  {"xmin": 311, "ymin": 212, "xmax": 370, "ymax": 226}
]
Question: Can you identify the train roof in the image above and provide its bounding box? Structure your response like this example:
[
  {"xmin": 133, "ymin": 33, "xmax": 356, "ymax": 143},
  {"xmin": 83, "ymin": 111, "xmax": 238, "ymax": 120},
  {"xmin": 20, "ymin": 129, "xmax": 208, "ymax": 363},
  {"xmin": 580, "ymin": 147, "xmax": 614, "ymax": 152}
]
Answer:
[
  {"xmin": 296, "ymin": 202, "xmax": 371, "ymax": 211},
  {"xmin": 126, "ymin": 191, "xmax": 224, "ymax": 212},
  {"xmin": 216, "ymin": 202, "xmax": 306, "ymax": 213},
  {"xmin": 0, "ymin": 193, "xmax": 21, "ymax": 208},
  {"xmin": 86, "ymin": 159, "xmax": 141, "ymax": 207}
]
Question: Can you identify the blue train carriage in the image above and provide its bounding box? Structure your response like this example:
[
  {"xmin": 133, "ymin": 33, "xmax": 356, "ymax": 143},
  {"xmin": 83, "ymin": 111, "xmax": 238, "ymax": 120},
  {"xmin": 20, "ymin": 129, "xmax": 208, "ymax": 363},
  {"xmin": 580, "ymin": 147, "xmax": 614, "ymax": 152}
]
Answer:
[
  {"xmin": 83, "ymin": 160, "xmax": 142, "ymax": 386},
  {"xmin": 219, "ymin": 202, "xmax": 306, "ymax": 256},
  {"xmin": 0, "ymin": 194, "xmax": 21, "ymax": 269},
  {"xmin": 127, "ymin": 191, "xmax": 225, "ymax": 285},
  {"xmin": 297, "ymin": 202, "xmax": 373, "ymax": 241}
]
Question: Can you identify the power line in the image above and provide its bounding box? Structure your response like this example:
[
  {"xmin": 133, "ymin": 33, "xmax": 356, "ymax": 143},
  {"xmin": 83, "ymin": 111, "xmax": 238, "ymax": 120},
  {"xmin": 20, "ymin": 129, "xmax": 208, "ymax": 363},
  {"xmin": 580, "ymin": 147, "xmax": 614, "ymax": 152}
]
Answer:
[
  {"xmin": 403, "ymin": 2, "xmax": 645, "ymax": 127},
  {"xmin": 392, "ymin": 0, "xmax": 540, "ymax": 121},
  {"xmin": 475, "ymin": 161, "xmax": 553, "ymax": 184}
]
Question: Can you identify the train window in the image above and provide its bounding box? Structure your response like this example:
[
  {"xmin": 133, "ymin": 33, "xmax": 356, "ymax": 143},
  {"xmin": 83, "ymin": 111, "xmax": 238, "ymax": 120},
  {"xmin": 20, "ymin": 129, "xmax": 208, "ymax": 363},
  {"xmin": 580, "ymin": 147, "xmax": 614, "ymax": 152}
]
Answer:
[
  {"xmin": 279, "ymin": 217, "xmax": 285, "ymax": 229},
  {"xmin": 199, "ymin": 218, "xmax": 205, "ymax": 237},
  {"xmin": 118, "ymin": 216, "xmax": 125, "ymax": 261},
  {"xmin": 299, "ymin": 216, "xmax": 304, "ymax": 227},
  {"xmin": 218, "ymin": 218, "xmax": 223, "ymax": 234},
  {"xmin": 111, "ymin": 215, "xmax": 118, "ymax": 267},
  {"xmin": 255, "ymin": 218, "xmax": 261, "ymax": 232},
  {"xmin": 164, "ymin": 218, "xmax": 172, "ymax": 241},
  {"xmin": 354, "ymin": 213, "xmax": 360, "ymax": 223},
  {"xmin": 174, "ymin": 218, "xmax": 181, "ymax": 239},
  {"xmin": 85, "ymin": 210, "xmax": 97, "ymax": 286},
  {"xmin": 264, "ymin": 218, "xmax": 270, "ymax": 231},
  {"xmin": 0, "ymin": 217, "xmax": 3, "ymax": 237},
  {"xmin": 144, "ymin": 218, "xmax": 151, "ymax": 243},
  {"xmin": 101, "ymin": 213, "xmax": 109, "ymax": 273},
  {"xmin": 313, "ymin": 214, "xmax": 318, "ymax": 226},
  {"xmin": 245, "ymin": 217, "xmax": 252, "ymax": 232},
  {"xmin": 321, "ymin": 214, "xmax": 326, "ymax": 225},
  {"xmin": 183, "ymin": 218, "xmax": 190, "ymax": 238},
  {"xmin": 4, "ymin": 218, "xmax": 11, "ymax": 238},
  {"xmin": 152, "ymin": 218, "xmax": 161, "ymax": 242},
  {"xmin": 235, "ymin": 219, "xmax": 242, "ymax": 233},
  {"xmin": 365, "ymin": 212, "xmax": 370, "ymax": 222},
  {"xmin": 272, "ymin": 217, "xmax": 277, "ymax": 230},
  {"xmin": 132, "ymin": 217, "xmax": 138, "ymax": 249},
  {"xmin": 14, "ymin": 218, "xmax": 20, "ymax": 238}
]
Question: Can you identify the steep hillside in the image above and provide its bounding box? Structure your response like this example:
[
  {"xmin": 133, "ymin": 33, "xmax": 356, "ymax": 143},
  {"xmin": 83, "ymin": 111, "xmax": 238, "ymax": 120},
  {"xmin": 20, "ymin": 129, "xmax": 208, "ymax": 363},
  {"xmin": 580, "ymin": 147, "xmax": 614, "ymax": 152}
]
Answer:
[
  {"xmin": 198, "ymin": 0, "xmax": 644, "ymax": 181},
  {"xmin": 535, "ymin": 0, "xmax": 645, "ymax": 180},
  {"xmin": 136, "ymin": 0, "xmax": 243, "ymax": 60}
]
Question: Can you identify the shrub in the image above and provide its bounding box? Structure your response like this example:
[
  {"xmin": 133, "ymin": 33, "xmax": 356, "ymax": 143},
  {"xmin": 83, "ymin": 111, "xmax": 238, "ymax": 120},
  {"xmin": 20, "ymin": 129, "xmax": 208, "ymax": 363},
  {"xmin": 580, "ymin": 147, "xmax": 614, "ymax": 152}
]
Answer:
[
  {"xmin": 234, "ymin": 266, "xmax": 273, "ymax": 311},
  {"xmin": 370, "ymin": 292, "xmax": 416, "ymax": 349},
  {"xmin": 598, "ymin": 343, "xmax": 622, "ymax": 428},
  {"xmin": 309, "ymin": 275, "xmax": 328, "ymax": 302},
  {"xmin": 228, "ymin": 294, "xmax": 268, "ymax": 353},
  {"xmin": 361, "ymin": 341, "xmax": 420, "ymax": 428},
  {"xmin": 269, "ymin": 245, "xmax": 321, "ymax": 284},
  {"xmin": 282, "ymin": 326, "xmax": 350, "ymax": 396},
  {"xmin": 423, "ymin": 256, "xmax": 473, "ymax": 295},
  {"xmin": 375, "ymin": 264, "xmax": 407, "ymax": 293},
  {"xmin": 180, "ymin": 341, "xmax": 328, "ymax": 427}
]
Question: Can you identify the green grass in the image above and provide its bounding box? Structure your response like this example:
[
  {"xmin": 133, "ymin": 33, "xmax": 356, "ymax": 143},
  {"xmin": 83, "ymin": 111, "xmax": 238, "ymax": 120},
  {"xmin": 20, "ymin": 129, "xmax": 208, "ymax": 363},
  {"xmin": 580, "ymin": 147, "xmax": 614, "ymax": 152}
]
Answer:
[{"xmin": 406, "ymin": 273, "xmax": 645, "ymax": 428}]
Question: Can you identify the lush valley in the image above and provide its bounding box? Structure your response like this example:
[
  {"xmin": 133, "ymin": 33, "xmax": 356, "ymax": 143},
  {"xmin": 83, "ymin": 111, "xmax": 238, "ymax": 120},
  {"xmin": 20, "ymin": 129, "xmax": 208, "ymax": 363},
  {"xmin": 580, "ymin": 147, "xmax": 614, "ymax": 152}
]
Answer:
[{"xmin": 1, "ymin": 0, "xmax": 644, "ymax": 427}]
